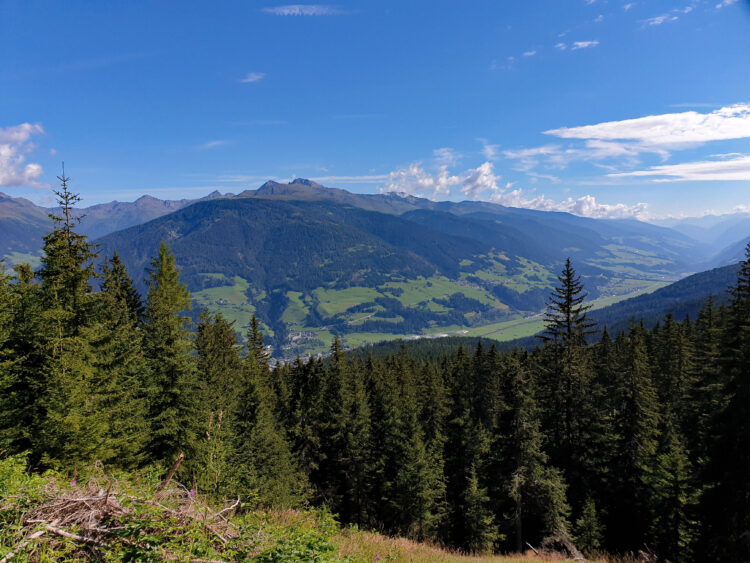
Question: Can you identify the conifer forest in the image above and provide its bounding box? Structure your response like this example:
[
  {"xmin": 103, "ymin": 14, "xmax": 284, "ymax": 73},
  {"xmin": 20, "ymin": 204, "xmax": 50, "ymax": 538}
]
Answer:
[{"xmin": 2, "ymin": 178, "xmax": 750, "ymax": 562}]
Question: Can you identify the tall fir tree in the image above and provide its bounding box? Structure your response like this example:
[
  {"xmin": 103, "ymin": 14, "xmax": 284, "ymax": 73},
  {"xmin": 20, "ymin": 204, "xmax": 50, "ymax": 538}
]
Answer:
[
  {"xmin": 0, "ymin": 265, "xmax": 44, "ymax": 455},
  {"xmin": 495, "ymin": 352, "xmax": 570, "ymax": 552},
  {"xmin": 190, "ymin": 312, "xmax": 245, "ymax": 495},
  {"xmin": 539, "ymin": 258, "xmax": 597, "ymax": 511},
  {"xmin": 89, "ymin": 254, "xmax": 150, "ymax": 468},
  {"xmin": 699, "ymin": 243, "xmax": 750, "ymax": 561},
  {"xmin": 36, "ymin": 171, "xmax": 104, "ymax": 470},
  {"xmin": 608, "ymin": 324, "xmax": 660, "ymax": 551},
  {"xmin": 143, "ymin": 240, "xmax": 198, "ymax": 467}
]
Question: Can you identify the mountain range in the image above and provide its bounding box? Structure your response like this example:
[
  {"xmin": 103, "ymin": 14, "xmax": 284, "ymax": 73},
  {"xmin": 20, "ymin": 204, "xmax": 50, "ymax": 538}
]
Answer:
[{"xmin": 2, "ymin": 180, "xmax": 748, "ymax": 357}]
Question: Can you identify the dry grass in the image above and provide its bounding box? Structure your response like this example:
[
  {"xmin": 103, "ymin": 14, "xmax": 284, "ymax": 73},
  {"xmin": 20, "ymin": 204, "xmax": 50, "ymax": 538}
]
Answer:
[{"xmin": 335, "ymin": 529, "xmax": 576, "ymax": 562}]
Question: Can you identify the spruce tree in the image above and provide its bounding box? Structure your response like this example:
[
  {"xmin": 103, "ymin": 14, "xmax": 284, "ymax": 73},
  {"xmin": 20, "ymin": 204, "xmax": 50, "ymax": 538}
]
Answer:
[
  {"xmin": 608, "ymin": 324, "xmax": 660, "ymax": 551},
  {"xmin": 89, "ymin": 254, "xmax": 150, "ymax": 468},
  {"xmin": 699, "ymin": 243, "xmax": 750, "ymax": 561},
  {"xmin": 0, "ymin": 265, "xmax": 44, "ymax": 455},
  {"xmin": 232, "ymin": 326, "xmax": 309, "ymax": 507},
  {"xmin": 143, "ymin": 240, "xmax": 197, "ymax": 466},
  {"xmin": 574, "ymin": 497, "xmax": 604, "ymax": 555},
  {"xmin": 539, "ymin": 258, "xmax": 597, "ymax": 511},
  {"xmin": 650, "ymin": 427, "xmax": 697, "ymax": 561},
  {"xmin": 495, "ymin": 352, "xmax": 570, "ymax": 552},
  {"xmin": 36, "ymin": 171, "xmax": 104, "ymax": 469},
  {"xmin": 191, "ymin": 312, "xmax": 245, "ymax": 495}
]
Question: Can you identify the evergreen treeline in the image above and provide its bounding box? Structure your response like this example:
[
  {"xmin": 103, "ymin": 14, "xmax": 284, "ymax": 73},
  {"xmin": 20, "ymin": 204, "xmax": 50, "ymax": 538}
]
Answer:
[{"xmin": 2, "ymin": 179, "xmax": 750, "ymax": 561}]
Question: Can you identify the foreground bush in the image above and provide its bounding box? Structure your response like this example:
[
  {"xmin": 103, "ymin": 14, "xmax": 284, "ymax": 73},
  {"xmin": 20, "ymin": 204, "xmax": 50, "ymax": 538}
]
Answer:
[{"xmin": 0, "ymin": 456, "xmax": 338, "ymax": 562}]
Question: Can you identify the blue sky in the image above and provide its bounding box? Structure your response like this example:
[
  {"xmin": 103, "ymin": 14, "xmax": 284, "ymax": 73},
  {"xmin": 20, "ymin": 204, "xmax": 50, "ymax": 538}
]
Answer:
[{"xmin": 2, "ymin": 0, "xmax": 750, "ymax": 219}]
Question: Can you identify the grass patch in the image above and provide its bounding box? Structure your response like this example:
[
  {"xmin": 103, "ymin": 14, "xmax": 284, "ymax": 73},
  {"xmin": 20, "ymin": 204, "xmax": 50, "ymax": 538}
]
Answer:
[
  {"xmin": 380, "ymin": 276, "xmax": 504, "ymax": 309},
  {"xmin": 281, "ymin": 291, "xmax": 310, "ymax": 325},
  {"xmin": 192, "ymin": 276, "xmax": 260, "ymax": 331},
  {"xmin": 314, "ymin": 287, "xmax": 382, "ymax": 318}
]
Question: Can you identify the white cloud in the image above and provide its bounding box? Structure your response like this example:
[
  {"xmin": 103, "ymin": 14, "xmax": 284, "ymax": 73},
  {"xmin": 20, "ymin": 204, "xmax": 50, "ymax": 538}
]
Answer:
[
  {"xmin": 433, "ymin": 147, "xmax": 461, "ymax": 166},
  {"xmin": 490, "ymin": 190, "xmax": 648, "ymax": 218},
  {"xmin": 716, "ymin": 0, "xmax": 739, "ymax": 7},
  {"xmin": 240, "ymin": 72, "xmax": 266, "ymax": 83},
  {"xmin": 379, "ymin": 159, "xmax": 647, "ymax": 218},
  {"xmin": 380, "ymin": 162, "xmax": 461, "ymax": 199},
  {"xmin": 545, "ymin": 104, "xmax": 750, "ymax": 147},
  {"xmin": 462, "ymin": 162, "xmax": 500, "ymax": 199},
  {"xmin": 523, "ymin": 50, "xmax": 537, "ymax": 57},
  {"xmin": 594, "ymin": 14, "xmax": 604, "ymax": 22},
  {"xmin": 642, "ymin": 14, "xmax": 678, "ymax": 25},
  {"xmin": 0, "ymin": 123, "xmax": 46, "ymax": 188},
  {"xmin": 571, "ymin": 40, "xmax": 599, "ymax": 50},
  {"xmin": 555, "ymin": 42, "xmax": 567, "ymax": 50},
  {"xmin": 624, "ymin": 3, "xmax": 635, "ymax": 10},
  {"xmin": 609, "ymin": 154, "xmax": 750, "ymax": 182},
  {"xmin": 262, "ymin": 4, "xmax": 343, "ymax": 16}
]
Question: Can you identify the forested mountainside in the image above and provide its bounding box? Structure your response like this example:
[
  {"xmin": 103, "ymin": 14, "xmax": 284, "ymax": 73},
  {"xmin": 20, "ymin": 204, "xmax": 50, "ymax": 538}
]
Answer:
[
  {"xmin": 4, "ymin": 180, "xmax": 748, "ymax": 357},
  {"xmin": 588, "ymin": 262, "xmax": 740, "ymax": 334},
  {"xmin": 94, "ymin": 180, "xmax": 706, "ymax": 356},
  {"xmin": 2, "ymin": 180, "xmax": 750, "ymax": 561}
]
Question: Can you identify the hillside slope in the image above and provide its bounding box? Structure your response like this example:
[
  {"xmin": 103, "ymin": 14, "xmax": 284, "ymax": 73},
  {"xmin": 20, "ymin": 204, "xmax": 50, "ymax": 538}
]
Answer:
[
  {"xmin": 589, "ymin": 262, "xmax": 739, "ymax": 334},
  {"xmin": 94, "ymin": 181, "xmax": 708, "ymax": 356}
]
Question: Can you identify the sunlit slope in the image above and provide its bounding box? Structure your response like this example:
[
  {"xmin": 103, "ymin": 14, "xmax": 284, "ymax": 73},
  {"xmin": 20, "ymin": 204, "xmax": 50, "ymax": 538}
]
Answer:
[{"xmin": 95, "ymin": 184, "xmax": 704, "ymax": 356}]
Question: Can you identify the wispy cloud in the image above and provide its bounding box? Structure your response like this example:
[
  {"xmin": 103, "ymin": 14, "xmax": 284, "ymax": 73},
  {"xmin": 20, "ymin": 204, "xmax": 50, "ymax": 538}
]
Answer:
[
  {"xmin": 571, "ymin": 40, "xmax": 600, "ymax": 50},
  {"xmin": 609, "ymin": 154, "xmax": 750, "ymax": 182},
  {"xmin": 262, "ymin": 4, "xmax": 344, "ymax": 16},
  {"xmin": 523, "ymin": 50, "xmax": 537, "ymax": 57},
  {"xmin": 201, "ymin": 140, "xmax": 231, "ymax": 150},
  {"xmin": 555, "ymin": 42, "xmax": 568, "ymax": 50},
  {"xmin": 642, "ymin": 14, "xmax": 678, "ymax": 26},
  {"xmin": 433, "ymin": 147, "xmax": 461, "ymax": 166},
  {"xmin": 716, "ymin": 0, "xmax": 739, "ymax": 8},
  {"xmin": 0, "ymin": 123, "xmax": 46, "ymax": 188},
  {"xmin": 545, "ymin": 104, "xmax": 750, "ymax": 147},
  {"xmin": 624, "ymin": 3, "xmax": 636, "ymax": 11},
  {"xmin": 478, "ymin": 138, "xmax": 500, "ymax": 161},
  {"xmin": 504, "ymin": 104, "xmax": 750, "ymax": 175},
  {"xmin": 240, "ymin": 72, "xmax": 266, "ymax": 83},
  {"xmin": 310, "ymin": 174, "xmax": 388, "ymax": 183}
]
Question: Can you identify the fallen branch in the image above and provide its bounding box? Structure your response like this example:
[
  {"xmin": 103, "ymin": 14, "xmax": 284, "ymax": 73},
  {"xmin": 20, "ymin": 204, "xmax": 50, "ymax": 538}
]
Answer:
[
  {"xmin": 525, "ymin": 541, "xmax": 539, "ymax": 555},
  {"xmin": 214, "ymin": 497, "xmax": 240, "ymax": 520},
  {"xmin": 44, "ymin": 525, "xmax": 108, "ymax": 548},
  {"xmin": 156, "ymin": 453, "xmax": 185, "ymax": 494}
]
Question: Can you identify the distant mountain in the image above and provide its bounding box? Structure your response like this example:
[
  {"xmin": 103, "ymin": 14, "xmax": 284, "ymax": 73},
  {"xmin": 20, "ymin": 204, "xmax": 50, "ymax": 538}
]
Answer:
[
  {"xmin": 71, "ymin": 194, "xmax": 211, "ymax": 239},
  {"xmin": 0, "ymin": 192, "xmax": 50, "ymax": 256},
  {"xmin": 712, "ymin": 236, "xmax": 750, "ymax": 267},
  {"xmin": 0, "ymin": 191, "xmax": 226, "ymax": 263},
  {"xmin": 656, "ymin": 212, "xmax": 750, "ymax": 255},
  {"xmin": 94, "ymin": 179, "xmax": 712, "ymax": 357}
]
